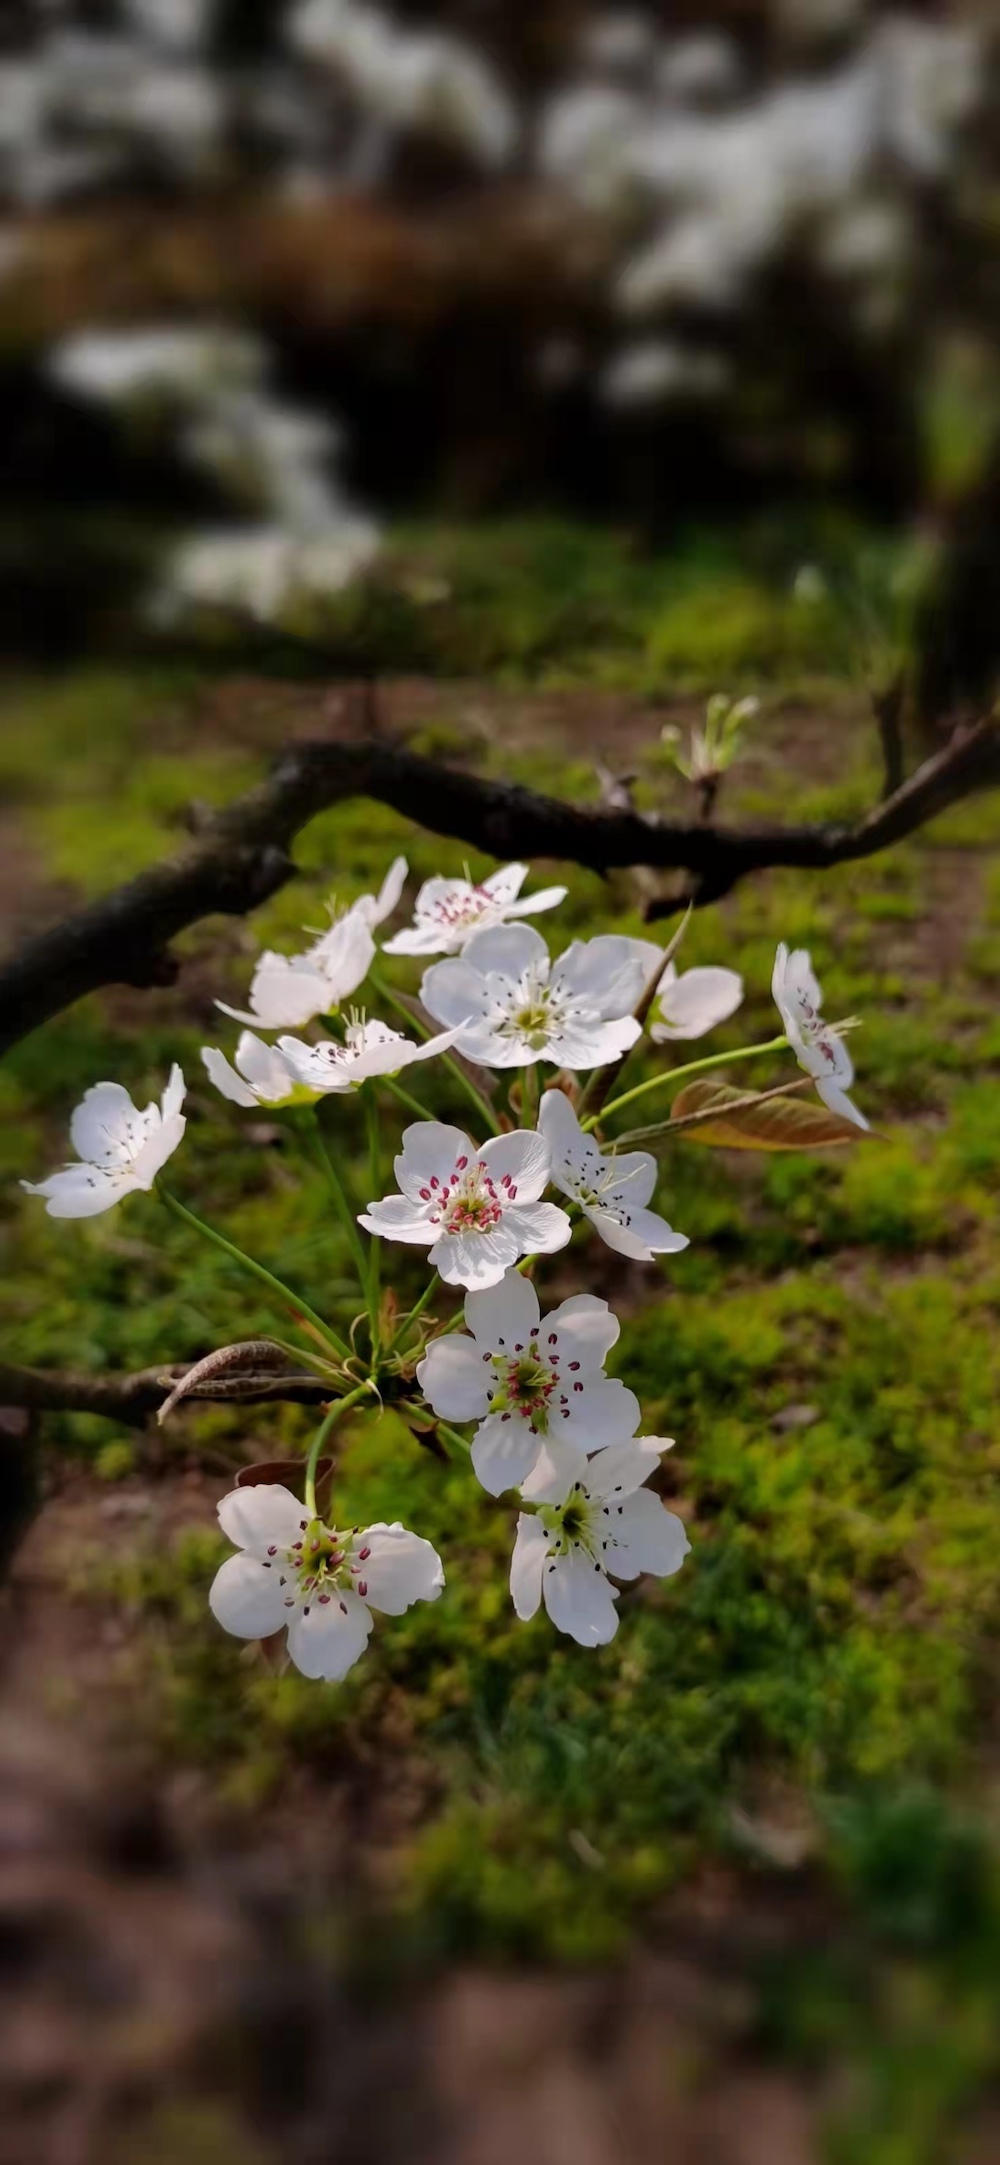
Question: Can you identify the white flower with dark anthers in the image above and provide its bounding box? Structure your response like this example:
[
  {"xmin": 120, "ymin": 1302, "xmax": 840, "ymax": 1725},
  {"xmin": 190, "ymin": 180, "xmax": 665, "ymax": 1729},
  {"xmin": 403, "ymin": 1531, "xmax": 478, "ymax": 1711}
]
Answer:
[
  {"xmin": 359, "ymin": 1121, "xmax": 571, "ymax": 1290},
  {"xmin": 420, "ymin": 924, "xmax": 663, "ymax": 1070},
  {"xmin": 209, "ymin": 1483, "xmax": 443, "ymax": 1682},
  {"xmin": 383, "ymin": 866, "xmax": 567, "ymax": 961},
  {"xmin": 772, "ymin": 942, "xmax": 869, "ymax": 1130},
  {"xmin": 538, "ymin": 1089, "xmax": 689, "ymax": 1262},
  {"xmin": 650, "ymin": 960, "xmax": 744, "ymax": 1042},
  {"xmin": 382, "ymin": 863, "xmax": 568, "ymax": 957},
  {"xmin": 21, "ymin": 1067, "xmax": 186, "ymax": 1219},
  {"xmin": 274, "ymin": 1017, "xmax": 462, "ymax": 1094},
  {"xmin": 417, "ymin": 1267, "xmax": 640, "ymax": 1497},
  {"xmin": 216, "ymin": 858, "xmax": 406, "ymax": 1030},
  {"xmin": 201, "ymin": 1031, "xmax": 309, "ymax": 1109},
  {"xmin": 510, "ymin": 1437, "xmax": 690, "ymax": 1648}
]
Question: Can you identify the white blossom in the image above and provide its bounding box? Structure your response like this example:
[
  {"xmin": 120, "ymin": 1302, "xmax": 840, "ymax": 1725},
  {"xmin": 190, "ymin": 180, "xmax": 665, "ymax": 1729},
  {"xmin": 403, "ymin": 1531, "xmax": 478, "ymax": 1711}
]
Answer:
[
  {"xmin": 510, "ymin": 1437, "xmax": 689, "ymax": 1648},
  {"xmin": 21, "ymin": 1067, "xmax": 186, "ymax": 1218},
  {"xmin": 201, "ymin": 1031, "xmax": 311, "ymax": 1108},
  {"xmin": 772, "ymin": 941, "xmax": 868, "ymax": 1129},
  {"xmin": 209, "ymin": 1481, "xmax": 443, "ymax": 1681},
  {"xmin": 274, "ymin": 1017, "xmax": 461, "ymax": 1093},
  {"xmin": 217, "ymin": 859, "xmax": 406, "ymax": 1029},
  {"xmin": 417, "ymin": 1266, "xmax": 640, "ymax": 1496},
  {"xmin": 650, "ymin": 960, "xmax": 744, "ymax": 1042},
  {"xmin": 382, "ymin": 862, "xmax": 567, "ymax": 957},
  {"xmin": 420, "ymin": 925, "xmax": 662, "ymax": 1071},
  {"xmin": 153, "ymin": 518, "xmax": 382, "ymax": 627},
  {"xmin": 359, "ymin": 1120, "xmax": 570, "ymax": 1290},
  {"xmin": 538, "ymin": 1088, "xmax": 688, "ymax": 1261}
]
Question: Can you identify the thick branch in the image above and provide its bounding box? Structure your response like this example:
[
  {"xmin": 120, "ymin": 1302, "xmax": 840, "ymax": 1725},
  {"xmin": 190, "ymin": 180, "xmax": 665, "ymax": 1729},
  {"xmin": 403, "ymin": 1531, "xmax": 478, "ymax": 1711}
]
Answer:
[
  {"xmin": 2, "ymin": 711, "xmax": 998, "ymax": 1051},
  {"xmin": 0, "ymin": 1361, "xmax": 334, "ymax": 1429}
]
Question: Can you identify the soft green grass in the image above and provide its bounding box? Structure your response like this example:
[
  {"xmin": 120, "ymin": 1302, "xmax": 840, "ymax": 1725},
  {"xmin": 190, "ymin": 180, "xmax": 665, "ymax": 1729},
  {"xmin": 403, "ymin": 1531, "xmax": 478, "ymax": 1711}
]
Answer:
[{"xmin": 5, "ymin": 529, "xmax": 1000, "ymax": 2160}]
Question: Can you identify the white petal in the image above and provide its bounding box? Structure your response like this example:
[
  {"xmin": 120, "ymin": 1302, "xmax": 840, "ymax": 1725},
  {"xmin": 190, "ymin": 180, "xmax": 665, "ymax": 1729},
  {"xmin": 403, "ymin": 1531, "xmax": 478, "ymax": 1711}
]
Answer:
[
  {"xmin": 131, "ymin": 1108, "xmax": 187, "ymax": 1188},
  {"xmin": 216, "ymin": 1482, "xmax": 306, "ymax": 1558},
  {"xmin": 355, "ymin": 1522, "xmax": 444, "ymax": 1614},
  {"xmin": 464, "ymin": 1267, "xmax": 540, "ymax": 1349},
  {"xmin": 559, "ymin": 1377, "xmax": 641, "ymax": 1449},
  {"xmin": 460, "ymin": 923, "xmax": 550, "ymax": 976},
  {"xmin": 309, "ymin": 913, "xmax": 376, "ymax": 1003},
  {"xmin": 417, "ymin": 1333, "xmax": 489, "ymax": 1421},
  {"xmin": 611, "ymin": 1490, "xmax": 690, "ymax": 1581},
  {"xmin": 602, "ymin": 1148, "xmax": 658, "ymax": 1209},
  {"xmin": 235, "ymin": 1031, "xmax": 300, "ymax": 1100},
  {"xmin": 480, "ymin": 863, "xmax": 528, "ymax": 905},
  {"xmin": 652, "ymin": 964, "xmax": 744, "ymax": 1041},
  {"xmin": 372, "ymin": 855, "xmax": 408, "ymax": 924},
  {"xmin": 504, "ymin": 1200, "xmax": 572, "ymax": 1257},
  {"xmin": 585, "ymin": 1437, "xmax": 667, "ymax": 1501},
  {"xmin": 471, "ymin": 1416, "xmax": 542, "ymax": 1496},
  {"xmin": 520, "ymin": 1436, "xmax": 590, "ymax": 1502},
  {"xmin": 382, "ymin": 925, "xmax": 444, "ymax": 956},
  {"xmin": 419, "ymin": 957, "xmax": 490, "ymax": 1030},
  {"xmin": 552, "ymin": 1016, "xmax": 643, "ymax": 1071},
  {"xmin": 478, "ymin": 1128, "xmax": 551, "ymax": 1202},
  {"xmin": 209, "ymin": 1551, "xmax": 287, "ymax": 1640},
  {"xmin": 396, "ymin": 1121, "xmax": 473, "ymax": 1200},
  {"xmin": 509, "ymin": 1512, "xmax": 548, "ymax": 1619},
  {"xmin": 504, "ymin": 884, "xmax": 568, "ymax": 920},
  {"xmin": 434, "ymin": 1222, "xmax": 520, "ymax": 1289},
  {"xmin": 543, "ymin": 1550, "xmax": 619, "ymax": 1646},
  {"xmin": 161, "ymin": 1063, "xmax": 186, "ymax": 1124},
  {"xmin": 218, "ymin": 952, "xmax": 331, "ymax": 1029},
  {"xmin": 20, "ymin": 1164, "xmax": 137, "ymax": 1217},
  {"xmin": 545, "ymin": 1291, "xmax": 620, "ymax": 1365},
  {"xmin": 69, "ymin": 1081, "xmax": 146, "ymax": 1166},
  {"xmin": 201, "ymin": 1046, "xmax": 259, "ymax": 1107},
  {"xmin": 286, "ymin": 1590, "xmax": 373, "ymax": 1680},
  {"xmin": 552, "ymin": 935, "xmax": 653, "ymax": 1019},
  {"xmin": 359, "ymin": 1195, "xmax": 434, "ymax": 1245},
  {"xmin": 275, "ymin": 1037, "xmax": 355, "ymax": 1093},
  {"xmin": 816, "ymin": 1078, "xmax": 870, "ymax": 1130},
  {"xmin": 586, "ymin": 1202, "xmax": 689, "ymax": 1261}
]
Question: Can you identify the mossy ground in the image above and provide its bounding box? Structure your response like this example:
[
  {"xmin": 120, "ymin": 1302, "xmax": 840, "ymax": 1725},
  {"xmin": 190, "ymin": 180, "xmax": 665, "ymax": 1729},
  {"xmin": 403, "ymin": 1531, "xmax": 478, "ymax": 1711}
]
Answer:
[{"xmin": 4, "ymin": 521, "xmax": 1000, "ymax": 2161}]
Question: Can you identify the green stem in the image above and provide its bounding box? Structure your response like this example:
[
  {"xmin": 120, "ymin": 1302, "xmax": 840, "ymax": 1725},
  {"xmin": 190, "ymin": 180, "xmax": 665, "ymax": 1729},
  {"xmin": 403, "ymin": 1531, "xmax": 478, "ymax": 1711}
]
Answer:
[
  {"xmin": 300, "ymin": 1108, "xmax": 375, "ymax": 1329},
  {"xmin": 435, "ymin": 1418, "xmax": 472, "ymax": 1457},
  {"xmin": 370, "ymin": 971, "xmax": 502, "ymax": 1137},
  {"xmin": 520, "ymin": 1064, "xmax": 539, "ymax": 1128},
  {"xmin": 157, "ymin": 1186, "xmax": 351, "ymax": 1361},
  {"xmin": 387, "ymin": 1270, "xmax": 441, "ymax": 1355},
  {"xmin": 585, "ymin": 1035, "xmax": 789, "ymax": 1130},
  {"xmin": 364, "ymin": 1090, "xmax": 382, "ymax": 1355},
  {"xmin": 304, "ymin": 1384, "xmax": 371, "ymax": 1517},
  {"xmin": 382, "ymin": 1074, "xmax": 432, "ymax": 1125}
]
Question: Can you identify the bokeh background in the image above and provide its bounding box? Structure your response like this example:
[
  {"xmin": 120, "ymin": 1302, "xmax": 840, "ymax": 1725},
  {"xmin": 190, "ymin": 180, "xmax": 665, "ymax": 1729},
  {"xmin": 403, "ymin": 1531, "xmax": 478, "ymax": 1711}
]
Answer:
[{"xmin": 4, "ymin": 4, "xmax": 1000, "ymax": 2162}]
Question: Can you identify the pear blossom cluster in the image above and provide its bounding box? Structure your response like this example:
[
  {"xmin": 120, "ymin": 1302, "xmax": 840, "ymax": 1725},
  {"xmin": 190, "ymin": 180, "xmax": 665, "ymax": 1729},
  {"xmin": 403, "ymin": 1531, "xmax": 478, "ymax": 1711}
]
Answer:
[{"xmin": 23, "ymin": 852, "xmax": 869, "ymax": 1678}]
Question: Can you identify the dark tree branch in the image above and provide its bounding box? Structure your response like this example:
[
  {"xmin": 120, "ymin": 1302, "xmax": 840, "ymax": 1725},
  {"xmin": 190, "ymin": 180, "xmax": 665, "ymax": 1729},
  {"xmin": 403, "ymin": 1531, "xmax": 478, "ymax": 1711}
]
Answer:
[
  {"xmin": 0, "ymin": 1360, "xmax": 335, "ymax": 1429},
  {"xmin": 2, "ymin": 704, "xmax": 999, "ymax": 1051}
]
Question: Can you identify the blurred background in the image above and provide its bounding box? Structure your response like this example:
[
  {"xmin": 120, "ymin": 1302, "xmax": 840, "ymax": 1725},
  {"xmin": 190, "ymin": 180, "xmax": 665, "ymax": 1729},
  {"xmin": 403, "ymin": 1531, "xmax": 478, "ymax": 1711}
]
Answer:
[{"xmin": 5, "ymin": 5, "xmax": 1000, "ymax": 2164}]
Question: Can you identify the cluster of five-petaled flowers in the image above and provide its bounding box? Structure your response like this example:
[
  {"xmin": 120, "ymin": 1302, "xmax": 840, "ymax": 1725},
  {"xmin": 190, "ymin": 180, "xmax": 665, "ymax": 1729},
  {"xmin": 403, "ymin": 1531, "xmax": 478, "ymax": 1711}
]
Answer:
[{"xmin": 23, "ymin": 857, "xmax": 868, "ymax": 1678}]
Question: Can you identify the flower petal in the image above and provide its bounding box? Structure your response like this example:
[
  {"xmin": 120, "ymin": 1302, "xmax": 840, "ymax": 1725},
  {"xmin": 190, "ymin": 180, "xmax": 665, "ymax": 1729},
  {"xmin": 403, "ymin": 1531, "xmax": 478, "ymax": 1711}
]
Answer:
[
  {"xmin": 358, "ymin": 1195, "xmax": 434, "ymax": 1245},
  {"xmin": 286, "ymin": 1590, "xmax": 373, "ymax": 1680},
  {"xmin": 395, "ymin": 1122, "xmax": 473, "ymax": 1200},
  {"xmin": 504, "ymin": 1200, "xmax": 572, "ymax": 1257},
  {"xmin": 816, "ymin": 1078, "xmax": 869, "ymax": 1130},
  {"xmin": 478, "ymin": 1128, "xmax": 551, "ymax": 1201},
  {"xmin": 69, "ymin": 1081, "xmax": 148, "ymax": 1165},
  {"xmin": 20, "ymin": 1165, "xmax": 138, "ymax": 1218},
  {"xmin": 543, "ymin": 1550, "xmax": 619, "ymax": 1647},
  {"xmin": 509, "ymin": 1511, "xmax": 548, "ymax": 1620},
  {"xmin": 610, "ymin": 1489, "xmax": 690, "ymax": 1581},
  {"xmin": 586, "ymin": 1201, "xmax": 689, "ymax": 1261},
  {"xmin": 417, "ymin": 1333, "xmax": 489, "ymax": 1421},
  {"xmin": 651, "ymin": 963, "xmax": 744, "ymax": 1041},
  {"xmin": 209, "ymin": 1551, "xmax": 287, "ymax": 1640},
  {"xmin": 505, "ymin": 884, "xmax": 568, "ymax": 920},
  {"xmin": 471, "ymin": 1416, "xmax": 543, "ymax": 1497},
  {"xmin": 460, "ymin": 923, "xmax": 550, "ymax": 976},
  {"xmin": 218, "ymin": 952, "xmax": 332, "ymax": 1029},
  {"xmin": 216, "ymin": 1482, "xmax": 306, "ymax": 1557},
  {"xmin": 355, "ymin": 1522, "xmax": 444, "ymax": 1614},
  {"xmin": 545, "ymin": 1291, "xmax": 620, "ymax": 1364},
  {"xmin": 201, "ymin": 1046, "xmax": 259, "ymax": 1107},
  {"xmin": 464, "ymin": 1267, "xmax": 540, "ymax": 1349},
  {"xmin": 480, "ymin": 863, "xmax": 528, "ymax": 905},
  {"xmin": 585, "ymin": 1436, "xmax": 668, "ymax": 1501},
  {"xmin": 419, "ymin": 956, "xmax": 492, "ymax": 1030},
  {"xmin": 434, "ymin": 1222, "xmax": 520, "ymax": 1288},
  {"xmin": 560, "ymin": 1376, "xmax": 641, "ymax": 1449},
  {"xmin": 520, "ymin": 1436, "xmax": 590, "ymax": 1502}
]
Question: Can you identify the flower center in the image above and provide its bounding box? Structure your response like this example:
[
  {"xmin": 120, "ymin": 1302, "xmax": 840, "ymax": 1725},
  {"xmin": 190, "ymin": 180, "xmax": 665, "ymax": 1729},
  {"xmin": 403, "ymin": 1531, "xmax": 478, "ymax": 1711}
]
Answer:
[
  {"xmin": 274, "ymin": 1516, "xmax": 373, "ymax": 1613},
  {"xmin": 540, "ymin": 1482, "xmax": 601, "ymax": 1561},
  {"xmin": 442, "ymin": 1162, "xmax": 504, "ymax": 1233},
  {"xmin": 488, "ymin": 1342, "xmax": 559, "ymax": 1429},
  {"xmin": 431, "ymin": 887, "xmax": 491, "ymax": 930}
]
